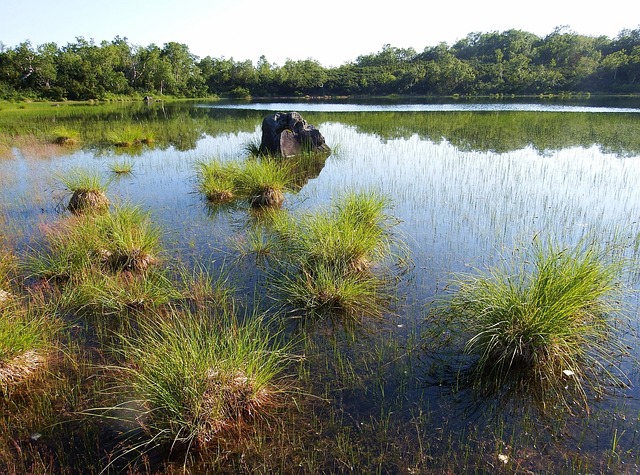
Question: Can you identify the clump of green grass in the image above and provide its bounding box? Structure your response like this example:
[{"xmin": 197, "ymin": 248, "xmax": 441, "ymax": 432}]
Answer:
[
  {"xmin": 26, "ymin": 204, "xmax": 161, "ymax": 283},
  {"xmin": 50, "ymin": 126, "xmax": 80, "ymax": 146},
  {"xmin": 57, "ymin": 167, "xmax": 111, "ymax": 215},
  {"xmin": 92, "ymin": 205, "xmax": 161, "ymax": 273},
  {"xmin": 195, "ymin": 159, "xmax": 239, "ymax": 203},
  {"xmin": 61, "ymin": 267, "xmax": 179, "ymax": 318},
  {"xmin": 434, "ymin": 239, "xmax": 628, "ymax": 411},
  {"xmin": 196, "ymin": 158, "xmax": 292, "ymax": 209},
  {"xmin": 109, "ymin": 159, "xmax": 134, "ymax": 175},
  {"xmin": 0, "ymin": 300, "xmax": 56, "ymax": 388},
  {"xmin": 107, "ymin": 125, "xmax": 154, "ymax": 147},
  {"xmin": 101, "ymin": 307, "xmax": 293, "ymax": 466},
  {"xmin": 234, "ymin": 158, "xmax": 291, "ymax": 208},
  {"xmin": 266, "ymin": 190, "xmax": 406, "ymax": 324}
]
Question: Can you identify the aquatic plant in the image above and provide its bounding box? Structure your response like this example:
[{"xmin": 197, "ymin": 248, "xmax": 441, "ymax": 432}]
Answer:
[
  {"xmin": 107, "ymin": 125, "xmax": 154, "ymax": 147},
  {"xmin": 233, "ymin": 158, "xmax": 291, "ymax": 208},
  {"xmin": 195, "ymin": 159, "xmax": 240, "ymax": 203},
  {"xmin": 58, "ymin": 167, "xmax": 111, "ymax": 215},
  {"xmin": 91, "ymin": 205, "xmax": 161, "ymax": 273},
  {"xmin": 61, "ymin": 267, "xmax": 178, "ymax": 318},
  {"xmin": 196, "ymin": 158, "xmax": 292, "ymax": 208},
  {"xmin": 435, "ymin": 239, "xmax": 628, "ymax": 410},
  {"xmin": 267, "ymin": 190, "xmax": 406, "ymax": 323},
  {"xmin": 101, "ymin": 307, "xmax": 293, "ymax": 465},
  {"xmin": 26, "ymin": 204, "xmax": 161, "ymax": 282},
  {"xmin": 50, "ymin": 126, "xmax": 81, "ymax": 146},
  {"xmin": 0, "ymin": 299, "xmax": 56, "ymax": 388},
  {"xmin": 109, "ymin": 159, "xmax": 134, "ymax": 175}
]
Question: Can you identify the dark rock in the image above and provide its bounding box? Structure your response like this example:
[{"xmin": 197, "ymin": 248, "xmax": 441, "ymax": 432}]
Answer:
[{"xmin": 259, "ymin": 112, "xmax": 330, "ymax": 158}]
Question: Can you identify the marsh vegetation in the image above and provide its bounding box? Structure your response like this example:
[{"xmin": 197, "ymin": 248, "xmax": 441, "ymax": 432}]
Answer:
[{"xmin": 1, "ymin": 99, "xmax": 640, "ymax": 473}]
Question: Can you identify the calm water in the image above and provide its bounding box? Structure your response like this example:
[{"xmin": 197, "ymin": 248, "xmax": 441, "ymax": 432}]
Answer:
[{"xmin": 2, "ymin": 99, "xmax": 640, "ymax": 471}]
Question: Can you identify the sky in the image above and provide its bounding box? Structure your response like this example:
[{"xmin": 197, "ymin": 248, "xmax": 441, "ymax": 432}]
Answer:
[{"xmin": 3, "ymin": 0, "xmax": 638, "ymax": 67}]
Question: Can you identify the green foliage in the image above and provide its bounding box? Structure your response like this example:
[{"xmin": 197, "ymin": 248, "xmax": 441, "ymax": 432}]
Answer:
[
  {"xmin": 265, "ymin": 190, "xmax": 407, "ymax": 325},
  {"xmin": 1, "ymin": 27, "xmax": 640, "ymax": 100},
  {"xmin": 108, "ymin": 159, "xmax": 134, "ymax": 175},
  {"xmin": 57, "ymin": 167, "xmax": 110, "ymax": 194},
  {"xmin": 196, "ymin": 158, "xmax": 292, "ymax": 208},
  {"xmin": 50, "ymin": 126, "xmax": 81, "ymax": 146},
  {"xmin": 433, "ymin": 239, "xmax": 628, "ymax": 410},
  {"xmin": 25, "ymin": 204, "xmax": 161, "ymax": 282},
  {"xmin": 106, "ymin": 125, "xmax": 154, "ymax": 147},
  {"xmin": 0, "ymin": 304, "xmax": 49, "ymax": 363},
  {"xmin": 196, "ymin": 159, "xmax": 240, "ymax": 203},
  {"xmin": 101, "ymin": 307, "xmax": 293, "ymax": 460}
]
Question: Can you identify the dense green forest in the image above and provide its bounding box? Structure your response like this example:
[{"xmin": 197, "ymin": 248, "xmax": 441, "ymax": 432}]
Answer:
[{"xmin": 1, "ymin": 26, "xmax": 640, "ymax": 100}]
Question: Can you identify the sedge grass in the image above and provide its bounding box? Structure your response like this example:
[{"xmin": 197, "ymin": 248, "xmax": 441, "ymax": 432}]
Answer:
[
  {"xmin": 50, "ymin": 125, "xmax": 81, "ymax": 146},
  {"xmin": 434, "ymin": 239, "xmax": 629, "ymax": 411},
  {"xmin": 272, "ymin": 190, "xmax": 400, "ymax": 276},
  {"xmin": 196, "ymin": 158, "xmax": 293, "ymax": 209},
  {"xmin": 60, "ymin": 267, "xmax": 179, "ymax": 319},
  {"xmin": 109, "ymin": 159, "xmax": 134, "ymax": 175},
  {"xmin": 0, "ymin": 297, "xmax": 58, "ymax": 388},
  {"xmin": 107, "ymin": 125, "xmax": 154, "ymax": 147},
  {"xmin": 57, "ymin": 167, "xmax": 111, "ymax": 215},
  {"xmin": 195, "ymin": 159, "xmax": 240, "ymax": 203},
  {"xmin": 266, "ymin": 190, "xmax": 407, "ymax": 324},
  {"xmin": 92, "ymin": 204, "xmax": 161, "ymax": 273},
  {"xmin": 25, "ymin": 204, "xmax": 162, "ymax": 283},
  {"xmin": 99, "ymin": 307, "xmax": 294, "ymax": 467},
  {"xmin": 233, "ymin": 158, "xmax": 291, "ymax": 208}
]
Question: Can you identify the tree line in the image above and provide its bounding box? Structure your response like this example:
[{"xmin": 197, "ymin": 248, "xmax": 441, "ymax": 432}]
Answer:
[{"xmin": 1, "ymin": 26, "xmax": 639, "ymax": 101}]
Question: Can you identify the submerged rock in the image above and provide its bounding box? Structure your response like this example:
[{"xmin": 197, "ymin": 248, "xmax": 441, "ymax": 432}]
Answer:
[{"xmin": 260, "ymin": 112, "xmax": 330, "ymax": 158}]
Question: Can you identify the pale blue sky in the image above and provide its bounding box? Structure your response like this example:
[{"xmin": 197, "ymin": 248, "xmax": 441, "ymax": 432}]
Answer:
[{"xmin": 2, "ymin": 0, "xmax": 638, "ymax": 66}]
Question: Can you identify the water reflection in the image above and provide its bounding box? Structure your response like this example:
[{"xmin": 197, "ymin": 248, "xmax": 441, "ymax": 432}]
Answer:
[{"xmin": 199, "ymin": 101, "xmax": 640, "ymax": 113}]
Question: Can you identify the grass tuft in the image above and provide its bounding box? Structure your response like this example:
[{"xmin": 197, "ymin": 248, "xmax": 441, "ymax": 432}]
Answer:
[
  {"xmin": 433, "ymin": 239, "xmax": 629, "ymax": 411},
  {"xmin": 99, "ymin": 307, "xmax": 294, "ymax": 466},
  {"xmin": 25, "ymin": 204, "xmax": 162, "ymax": 283},
  {"xmin": 57, "ymin": 167, "xmax": 111, "ymax": 215},
  {"xmin": 0, "ymin": 298, "xmax": 57, "ymax": 388},
  {"xmin": 109, "ymin": 159, "xmax": 134, "ymax": 175},
  {"xmin": 195, "ymin": 159, "xmax": 239, "ymax": 203},
  {"xmin": 50, "ymin": 126, "xmax": 80, "ymax": 146},
  {"xmin": 196, "ymin": 158, "xmax": 292, "ymax": 209},
  {"xmin": 266, "ymin": 190, "xmax": 407, "ymax": 325}
]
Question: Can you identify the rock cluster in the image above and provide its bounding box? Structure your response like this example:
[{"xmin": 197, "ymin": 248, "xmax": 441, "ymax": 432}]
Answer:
[{"xmin": 260, "ymin": 112, "xmax": 330, "ymax": 158}]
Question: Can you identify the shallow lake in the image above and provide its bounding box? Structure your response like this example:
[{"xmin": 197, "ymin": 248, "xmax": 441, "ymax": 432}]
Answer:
[{"xmin": 2, "ymin": 98, "xmax": 640, "ymax": 472}]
